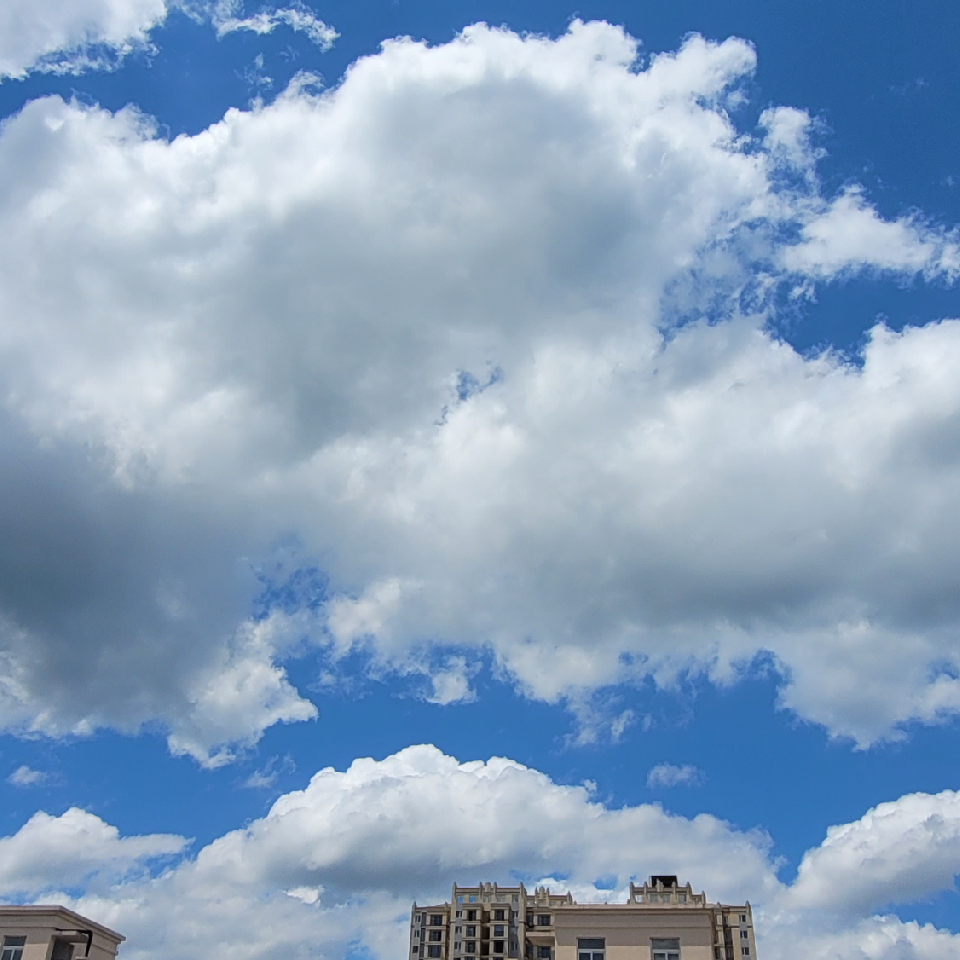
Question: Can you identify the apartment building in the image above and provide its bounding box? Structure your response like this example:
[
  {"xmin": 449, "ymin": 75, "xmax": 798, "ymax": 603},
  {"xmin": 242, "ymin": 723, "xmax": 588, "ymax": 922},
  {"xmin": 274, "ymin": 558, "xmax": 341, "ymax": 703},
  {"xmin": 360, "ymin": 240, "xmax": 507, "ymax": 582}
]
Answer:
[
  {"xmin": 409, "ymin": 876, "xmax": 757, "ymax": 960},
  {"xmin": 0, "ymin": 906, "xmax": 123, "ymax": 960}
]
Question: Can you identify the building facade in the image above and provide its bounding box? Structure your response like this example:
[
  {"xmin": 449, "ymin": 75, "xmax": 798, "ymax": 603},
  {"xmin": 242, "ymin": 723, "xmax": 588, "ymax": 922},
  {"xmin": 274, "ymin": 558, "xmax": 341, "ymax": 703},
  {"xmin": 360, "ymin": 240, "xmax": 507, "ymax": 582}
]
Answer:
[
  {"xmin": 410, "ymin": 877, "xmax": 757, "ymax": 960},
  {"xmin": 0, "ymin": 907, "xmax": 124, "ymax": 960}
]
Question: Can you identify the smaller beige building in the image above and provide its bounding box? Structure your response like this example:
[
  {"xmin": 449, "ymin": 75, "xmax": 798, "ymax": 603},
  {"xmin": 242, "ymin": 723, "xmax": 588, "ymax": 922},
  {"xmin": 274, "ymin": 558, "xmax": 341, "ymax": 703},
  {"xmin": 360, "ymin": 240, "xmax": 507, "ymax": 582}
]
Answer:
[
  {"xmin": 410, "ymin": 876, "xmax": 757, "ymax": 960},
  {"xmin": 0, "ymin": 907, "xmax": 123, "ymax": 960}
]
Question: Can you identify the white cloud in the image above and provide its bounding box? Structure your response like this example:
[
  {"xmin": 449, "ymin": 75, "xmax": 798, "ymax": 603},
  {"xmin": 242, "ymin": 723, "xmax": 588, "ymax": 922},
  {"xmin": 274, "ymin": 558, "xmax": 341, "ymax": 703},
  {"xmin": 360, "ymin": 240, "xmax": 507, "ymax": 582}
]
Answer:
[
  {"xmin": 214, "ymin": 3, "xmax": 338, "ymax": 49},
  {"xmin": 0, "ymin": 807, "xmax": 187, "ymax": 896},
  {"xmin": 243, "ymin": 753, "xmax": 295, "ymax": 788},
  {"xmin": 0, "ymin": 0, "xmax": 337, "ymax": 81},
  {"xmin": 0, "ymin": 0, "xmax": 167, "ymax": 80},
  {"xmin": 759, "ymin": 106, "xmax": 824, "ymax": 180},
  {"xmin": 764, "ymin": 916, "xmax": 960, "ymax": 960},
  {"xmin": 186, "ymin": 744, "xmax": 777, "ymax": 902},
  {"xmin": 785, "ymin": 789, "xmax": 960, "ymax": 916},
  {"xmin": 2, "ymin": 747, "xmax": 959, "ymax": 960},
  {"xmin": 0, "ymin": 22, "xmax": 959, "ymax": 758},
  {"xmin": 164, "ymin": 612, "xmax": 318, "ymax": 767},
  {"xmin": 783, "ymin": 188, "xmax": 960, "ymax": 280},
  {"xmin": 646, "ymin": 763, "xmax": 705, "ymax": 788},
  {"xmin": 0, "ymin": 745, "xmax": 780, "ymax": 959},
  {"xmin": 6, "ymin": 765, "xmax": 48, "ymax": 787}
]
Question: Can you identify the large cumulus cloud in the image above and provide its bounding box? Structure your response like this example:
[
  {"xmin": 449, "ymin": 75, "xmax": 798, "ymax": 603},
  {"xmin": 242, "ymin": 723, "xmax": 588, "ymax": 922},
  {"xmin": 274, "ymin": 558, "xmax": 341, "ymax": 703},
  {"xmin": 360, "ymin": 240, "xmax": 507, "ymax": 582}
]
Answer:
[
  {"xmin": 1, "ymin": 20, "xmax": 959, "ymax": 761},
  {"xmin": 3, "ymin": 746, "xmax": 960, "ymax": 960}
]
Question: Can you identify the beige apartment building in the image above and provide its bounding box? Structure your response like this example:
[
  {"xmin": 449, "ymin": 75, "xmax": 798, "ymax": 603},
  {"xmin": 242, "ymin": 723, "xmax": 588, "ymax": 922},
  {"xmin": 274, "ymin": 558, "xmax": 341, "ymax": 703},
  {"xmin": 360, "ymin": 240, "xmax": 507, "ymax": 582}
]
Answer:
[
  {"xmin": 0, "ymin": 907, "xmax": 123, "ymax": 960},
  {"xmin": 410, "ymin": 877, "xmax": 756, "ymax": 960}
]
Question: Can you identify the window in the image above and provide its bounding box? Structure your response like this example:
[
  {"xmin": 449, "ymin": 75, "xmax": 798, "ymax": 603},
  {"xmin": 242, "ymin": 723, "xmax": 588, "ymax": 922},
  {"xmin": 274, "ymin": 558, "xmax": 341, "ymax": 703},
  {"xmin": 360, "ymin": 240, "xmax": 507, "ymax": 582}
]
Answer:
[
  {"xmin": 494, "ymin": 910, "xmax": 505, "ymax": 921},
  {"xmin": 742, "ymin": 950, "xmax": 749, "ymax": 957},
  {"xmin": 493, "ymin": 942, "xmax": 504, "ymax": 954},
  {"xmin": 428, "ymin": 947, "xmax": 441, "ymax": 958},
  {"xmin": 578, "ymin": 937, "xmax": 605, "ymax": 960},
  {"xmin": 416, "ymin": 915, "xmax": 422, "ymax": 924},
  {"xmin": 493, "ymin": 926, "xmax": 504, "ymax": 937},
  {"xmin": 1, "ymin": 938, "xmax": 26, "ymax": 960},
  {"xmin": 647, "ymin": 894, "xmax": 658, "ymax": 903},
  {"xmin": 739, "ymin": 916, "xmax": 746, "ymax": 925},
  {"xmin": 431, "ymin": 916, "xmax": 444, "ymax": 926},
  {"xmin": 429, "ymin": 931, "xmax": 442, "ymax": 942},
  {"xmin": 415, "ymin": 931, "xmax": 420, "ymax": 939},
  {"xmin": 466, "ymin": 927, "xmax": 476, "ymax": 937},
  {"xmin": 651, "ymin": 938, "xmax": 680, "ymax": 960},
  {"xmin": 467, "ymin": 911, "xmax": 477, "ymax": 922},
  {"xmin": 536, "ymin": 949, "xmax": 551, "ymax": 960},
  {"xmin": 740, "ymin": 931, "xmax": 748, "ymax": 940},
  {"xmin": 678, "ymin": 893, "xmax": 686, "ymax": 903},
  {"xmin": 536, "ymin": 915, "xmax": 551, "ymax": 927},
  {"xmin": 456, "ymin": 928, "xmax": 462, "ymax": 935},
  {"xmin": 456, "ymin": 912, "xmax": 462, "ymax": 919},
  {"xmin": 465, "ymin": 944, "xmax": 476, "ymax": 955}
]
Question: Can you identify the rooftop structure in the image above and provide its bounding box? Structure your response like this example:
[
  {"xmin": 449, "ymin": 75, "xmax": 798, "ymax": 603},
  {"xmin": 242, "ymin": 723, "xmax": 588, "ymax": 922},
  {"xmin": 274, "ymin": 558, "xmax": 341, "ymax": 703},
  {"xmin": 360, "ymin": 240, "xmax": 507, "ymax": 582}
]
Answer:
[
  {"xmin": 410, "ymin": 877, "xmax": 756, "ymax": 960},
  {"xmin": 0, "ymin": 906, "xmax": 124, "ymax": 960}
]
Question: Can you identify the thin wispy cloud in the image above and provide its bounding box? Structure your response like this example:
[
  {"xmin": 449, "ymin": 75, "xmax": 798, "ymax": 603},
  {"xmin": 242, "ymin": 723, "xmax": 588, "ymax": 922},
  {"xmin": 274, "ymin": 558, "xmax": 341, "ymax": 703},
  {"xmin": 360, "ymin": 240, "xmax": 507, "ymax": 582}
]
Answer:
[
  {"xmin": 646, "ymin": 763, "xmax": 706, "ymax": 789},
  {"xmin": 7, "ymin": 765, "xmax": 48, "ymax": 787}
]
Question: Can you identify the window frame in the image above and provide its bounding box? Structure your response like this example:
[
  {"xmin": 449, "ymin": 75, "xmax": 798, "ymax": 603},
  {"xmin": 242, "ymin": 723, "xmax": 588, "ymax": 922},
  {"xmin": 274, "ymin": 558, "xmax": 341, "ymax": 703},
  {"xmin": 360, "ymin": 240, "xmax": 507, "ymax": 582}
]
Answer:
[
  {"xmin": 1, "ymin": 938, "xmax": 27, "ymax": 960},
  {"xmin": 577, "ymin": 937, "xmax": 605, "ymax": 960},
  {"xmin": 651, "ymin": 937, "xmax": 681, "ymax": 960}
]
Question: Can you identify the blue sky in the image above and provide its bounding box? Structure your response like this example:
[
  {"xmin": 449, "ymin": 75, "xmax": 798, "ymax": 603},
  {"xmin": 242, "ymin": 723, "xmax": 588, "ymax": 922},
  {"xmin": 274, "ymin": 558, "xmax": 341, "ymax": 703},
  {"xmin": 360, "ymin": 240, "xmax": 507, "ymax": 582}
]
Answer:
[{"xmin": 1, "ymin": 2, "xmax": 960, "ymax": 958}]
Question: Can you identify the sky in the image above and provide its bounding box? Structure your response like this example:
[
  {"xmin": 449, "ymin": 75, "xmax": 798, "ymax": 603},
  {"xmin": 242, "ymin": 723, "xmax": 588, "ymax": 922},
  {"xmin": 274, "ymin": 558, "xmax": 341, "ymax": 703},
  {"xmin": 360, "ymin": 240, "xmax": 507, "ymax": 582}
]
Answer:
[{"xmin": 1, "ymin": 0, "xmax": 960, "ymax": 958}]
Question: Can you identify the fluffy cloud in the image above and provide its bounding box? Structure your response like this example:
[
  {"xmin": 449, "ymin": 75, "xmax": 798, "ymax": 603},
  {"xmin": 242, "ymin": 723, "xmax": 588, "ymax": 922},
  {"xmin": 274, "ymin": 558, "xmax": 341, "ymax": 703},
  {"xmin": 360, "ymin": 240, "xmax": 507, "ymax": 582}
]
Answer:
[
  {"xmin": 189, "ymin": 744, "xmax": 777, "ymax": 902},
  {"xmin": 3, "ymin": 747, "xmax": 959, "ymax": 960},
  {"xmin": 1, "ymin": 21, "xmax": 959, "ymax": 759},
  {"xmin": 764, "ymin": 917, "xmax": 960, "ymax": 960},
  {"xmin": 782, "ymin": 189, "xmax": 960, "ymax": 279},
  {"xmin": 0, "ymin": 746, "xmax": 777, "ymax": 959},
  {"xmin": 0, "ymin": 0, "xmax": 338, "ymax": 80},
  {"xmin": 0, "ymin": 0, "xmax": 167, "ymax": 79},
  {"xmin": 0, "ymin": 807, "xmax": 186, "ymax": 896},
  {"xmin": 785, "ymin": 789, "xmax": 960, "ymax": 916}
]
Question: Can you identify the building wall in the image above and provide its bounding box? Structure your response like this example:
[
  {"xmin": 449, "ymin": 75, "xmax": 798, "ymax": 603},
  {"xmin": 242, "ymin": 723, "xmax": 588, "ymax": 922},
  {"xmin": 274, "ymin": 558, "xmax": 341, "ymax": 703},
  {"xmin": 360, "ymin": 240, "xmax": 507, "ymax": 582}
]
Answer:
[
  {"xmin": 554, "ymin": 907, "xmax": 713, "ymax": 960},
  {"xmin": 409, "ymin": 880, "xmax": 756, "ymax": 960},
  {"xmin": 0, "ymin": 907, "xmax": 123, "ymax": 960}
]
